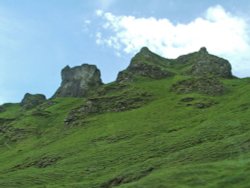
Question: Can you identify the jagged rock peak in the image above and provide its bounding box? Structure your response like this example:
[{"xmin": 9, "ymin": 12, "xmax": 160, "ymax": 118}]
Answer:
[
  {"xmin": 21, "ymin": 93, "xmax": 46, "ymax": 109},
  {"xmin": 53, "ymin": 64, "xmax": 103, "ymax": 98},
  {"xmin": 199, "ymin": 47, "xmax": 208, "ymax": 54},
  {"xmin": 140, "ymin": 46, "xmax": 150, "ymax": 53},
  {"xmin": 116, "ymin": 47, "xmax": 174, "ymax": 82},
  {"xmin": 176, "ymin": 47, "xmax": 233, "ymax": 78},
  {"xmin": 192, "ymin": 47, "xmax": 233, "ymax": 78},
  {"xmin": 136, "ymin": 46, "xmax": 159, "ymax": 58}
]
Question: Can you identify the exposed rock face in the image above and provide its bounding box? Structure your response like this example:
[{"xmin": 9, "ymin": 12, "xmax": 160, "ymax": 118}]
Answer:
[
  {"xmin": 169, "ymin": 47, "xmax": 234, "ymax": 96},
  {"xmin": 0, "ymin": 124, "xmax": 28, "ymax": 143},
  {"xmin": 53, "ymin": 64, "xmax": 103, "ymax": 97},
  {"xmin": 116, "ymin": 47, "xmax": 233, "ymax": 83},
  {"xmin": 64, "ymin": 90, "xmax": 152, "ymax": 127},
  {"xmin": 171, "ymin": 77, "xmax": 225, "ymax": 95},
  {"xmin": 190, "ymin": 59, "xmax": 232, "ymax": 78},
  {"xmin": 116, "ymin": 47, "xmax": 174, "ymax": 82},
  {"xmin": 177, "ymin": 47, "xmax": 233, "ymax": 78},
  {"xmin": 21, "ymin": 93, "xmax": 46, "ymax": 109}
]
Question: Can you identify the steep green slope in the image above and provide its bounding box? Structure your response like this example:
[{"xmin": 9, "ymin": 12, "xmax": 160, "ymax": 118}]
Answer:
[{"xmin": 0, "ymin": 48, "xmax": 250, "ymax": 188}]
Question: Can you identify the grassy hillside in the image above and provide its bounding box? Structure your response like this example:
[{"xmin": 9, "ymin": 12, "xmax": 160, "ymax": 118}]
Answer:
[
  {"xmin": 0, "ymin": 49, "xmax": 250, "ymax": 187},
  {"xmin": 0, "ymin": 77, "xmax": 250, "ymax": 187}
]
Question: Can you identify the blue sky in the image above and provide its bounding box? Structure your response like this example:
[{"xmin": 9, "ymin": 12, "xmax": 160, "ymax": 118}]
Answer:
[{"xmin": 0, "ymin": 0, "xmax": 250, "ymax": 104}]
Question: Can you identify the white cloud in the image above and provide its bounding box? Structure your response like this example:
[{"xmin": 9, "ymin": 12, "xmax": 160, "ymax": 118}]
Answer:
[
  {"xmin": 96, "ymin": 9, "xmax": 104, "ymax": 16},
  {"xmin": 95, "ymin": 5, "xmax": 250, "ymax": 77}
]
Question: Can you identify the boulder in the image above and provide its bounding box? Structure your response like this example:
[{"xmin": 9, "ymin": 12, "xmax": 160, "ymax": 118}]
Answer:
[
  {"xmin": 21, "ymin": 93, "xmax": 46, "ymax": 109},
  {"xmin": 53, "ymin": 64, "xmax": 103, "ymax": 97}
]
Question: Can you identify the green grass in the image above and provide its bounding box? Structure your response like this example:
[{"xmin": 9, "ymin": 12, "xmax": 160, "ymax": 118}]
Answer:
[{"xmin": 0, "ymin": 76, "xmax": 250, "ymax": 187}]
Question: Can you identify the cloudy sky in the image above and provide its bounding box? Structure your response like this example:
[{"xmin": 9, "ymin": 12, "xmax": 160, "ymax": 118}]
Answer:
[{"xmin": 0, "ymin": 0, "xmax": 250, "ymax": 103}]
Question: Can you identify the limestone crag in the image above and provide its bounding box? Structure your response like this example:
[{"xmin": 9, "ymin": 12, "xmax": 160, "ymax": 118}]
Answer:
[
  {"xmin": 177, "ymin": 47, "xmax": 233, "ymax": 78},
  {"xmin": 116, "ymin": 46, "xmax": 233, "ymax": 83},
  {"xmin": 117, "ymin": 47, "xmax": 174, "ymax": 82},
  {"xmin": 53, "ymin": 64, "xmax": 103, "ymax": 97},
  {"xmin": 21, "ymin": 93, "xmax": 46, "ymax": 109}
]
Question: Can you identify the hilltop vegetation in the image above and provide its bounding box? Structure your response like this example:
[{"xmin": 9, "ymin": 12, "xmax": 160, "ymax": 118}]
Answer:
[{"xmin": 0, "ymin": 47, "xmax": 250, "ymax": 188}]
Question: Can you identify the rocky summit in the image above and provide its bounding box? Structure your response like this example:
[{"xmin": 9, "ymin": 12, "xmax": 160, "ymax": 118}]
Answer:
[
  {"xmin": 116, "ymin": 47, "xmax": 174, "ymax": 82},
  {"xmin": 2, "ymin": 47, "xmax": 250, "ymax": 188},
  {"xmin": 116, "ymin": 47, "xmax": 233, "ymax": 83},
  {"xmin": 176, "ymin": 47, "xmax": 233, "ymax": 78},
  {"xmin": 53, "ymin": 64, "xmax": 103, "ymax": 97},
  {"xmin": 20, "ymin": 93, "xmax": 46, "ymax": 109},
  {"xmin": 51, "ymin": 47, "xmax": 233, "ymax": 98}
]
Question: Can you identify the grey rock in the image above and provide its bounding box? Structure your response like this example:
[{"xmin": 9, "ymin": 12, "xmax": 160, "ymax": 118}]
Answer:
[
  {"xmin": 177, "ymin": 47, "xmax": 233, "ymax": 78},
  {"xmin": 199, "ymin": 47, "xmax": 208, "ymax": 54},
  {"xmin": 171, "ymin": 77, "xmax": 225, "ymax": 96},
  {"xmin": 53, "ymin": 64, "xmax": 103, "ymax": 97},
  {"xmin": 21, "ymin": 93, "xmax": 46, "ymax": 109},
  {"xmin": 190, "ymin": 59, "xmax": 232, "ymax": 78}
]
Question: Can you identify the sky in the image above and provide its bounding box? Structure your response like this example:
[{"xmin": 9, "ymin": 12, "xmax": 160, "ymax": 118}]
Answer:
[{"xmin": 0, "ymin": 0, "xmax": 250, "ymax": 104}]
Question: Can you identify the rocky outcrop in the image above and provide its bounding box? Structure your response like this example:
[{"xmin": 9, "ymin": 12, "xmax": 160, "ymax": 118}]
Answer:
[
  {"xmin": 116, "ymin": 47, "xmax": 233, "ymax": 83},
  {"xmin": 21, "ymin": 93, "xmax": 46, "ymax": 109},
  {"xmin": 171, "ymin": 77, "xmax": 225, "ymax": 95},
  {"xmin": 116, "ymin": 47, "xmax": 174, "ymax": 82},
  {"xmin": 177, "ymin": 47, "xmax": 233, "ymax": 78},
  {"xmin": 169, "ymin": 47, "xmax": 234, "ymax": 96},
  {"xmin": 0, "ymin": 118, "xmax": 28, "ymax": 144},
  {"xmin": 64, "ymin": 90, "xmax": 153, "ymax": 127},
  {"xmin": 53, "ymin": 64, "xmax": 103, "ymax": 97},
  {"xmin": 0, "ymin": 124, "xmax": 28, "ymax": 143}
]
